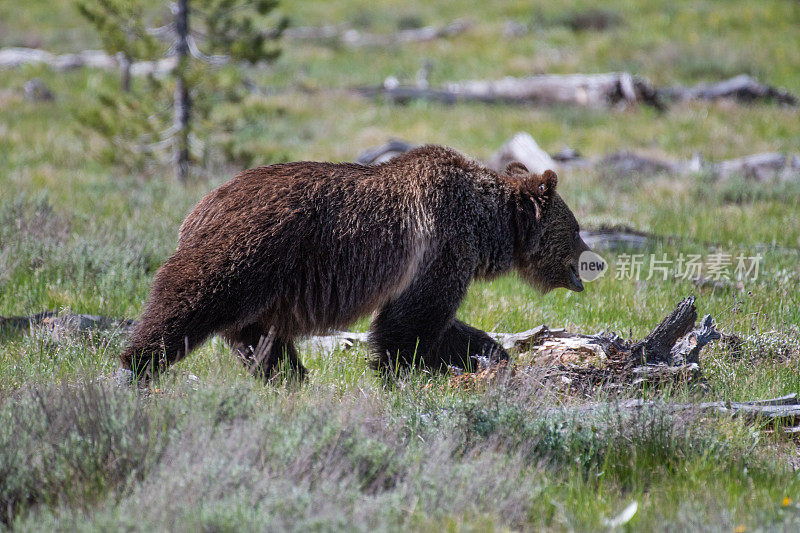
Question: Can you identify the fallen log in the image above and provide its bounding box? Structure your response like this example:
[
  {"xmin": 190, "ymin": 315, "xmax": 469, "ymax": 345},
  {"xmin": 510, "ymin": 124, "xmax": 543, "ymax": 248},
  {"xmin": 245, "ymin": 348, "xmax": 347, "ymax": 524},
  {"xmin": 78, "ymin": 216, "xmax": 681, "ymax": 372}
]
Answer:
[
  {"xmin": 487, "ymin": 132, "xmax": 557, "ymax": 174},
  {"xmin": 358, "ymin": 72, "xmax": 664, "ymax": 109},
  {"xmin": 712, "ymin": 152, "xmax": 788, "ymax": 182},
  {"xmin": 597, "ymin": 151, "xmax": 697, "ymax": 176},
  {"xmin": 0, "ymin": 311, "xmax": 58, "ymax": 332},
  {"xmin": 663, "ymin": 74, "xmax": 798, "ymax": 106},
  {"xmin": 0, "ymin": 311, "xmax": 135, "ymax": 341},
  {"xmin": 358, "ymin": 71, "xmax": 799, "ymax": 109},
  {"xmin": 443, "ymin": 73, "xmax": 663, "ymax": 108},
  {"xmin": 451, "ymin": 296, "xmax": 721, "ymax": 395},
  {"xmin": 2, "ymin": 297, "xmax": 715, "ymax": 369},
  {"xmin": 0, "ymin": 47, "xmax": 177, "ymax": 75},
  {"xmin": 591, "ymin": 150, "xmax": 799, "ymax": 181},
  {"xmin": 573, "ymin": 394, "xmax": 800, "ymax": 432}
]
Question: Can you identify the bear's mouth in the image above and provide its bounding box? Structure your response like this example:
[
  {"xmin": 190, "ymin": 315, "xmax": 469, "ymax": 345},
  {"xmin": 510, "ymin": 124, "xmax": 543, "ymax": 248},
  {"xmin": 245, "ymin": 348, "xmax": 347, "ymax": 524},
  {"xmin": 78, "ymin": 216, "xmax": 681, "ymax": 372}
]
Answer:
[{"xmin": 567, "ymin": 264, "xmax": 584, "ymax": 292}]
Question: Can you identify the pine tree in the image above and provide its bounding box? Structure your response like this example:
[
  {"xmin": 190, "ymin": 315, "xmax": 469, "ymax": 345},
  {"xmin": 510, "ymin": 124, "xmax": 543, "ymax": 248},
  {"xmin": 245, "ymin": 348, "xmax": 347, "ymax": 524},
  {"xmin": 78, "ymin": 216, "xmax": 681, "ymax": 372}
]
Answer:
[{"xmin": 76, "ymin": 0, "xmax": 287, "ymax": 181}]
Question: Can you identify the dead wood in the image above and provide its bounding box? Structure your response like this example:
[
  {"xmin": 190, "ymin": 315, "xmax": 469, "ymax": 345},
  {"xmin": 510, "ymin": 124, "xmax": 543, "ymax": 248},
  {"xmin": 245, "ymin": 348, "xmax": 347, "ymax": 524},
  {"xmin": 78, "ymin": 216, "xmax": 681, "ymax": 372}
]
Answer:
[
  {"xmin": 358, "ymin": 71, "xmax": 799, "ymax": 110},
  {"xmin": 300, "ymin": 331, "xmax": 369, "ymax": 353},
  {"xmin": 443, "ymin": 73, "xmax": 663, "ymax": 108},
  {"xmin": 0, "ymin": 311, "xmax": 58, "ymax": 332},
  {"xmin": 712, "ymin": 152, "xmax": 789, "ymax": 182},
  {"xmin": 0, "ymin": 311, "xmax": 134, "ymax": 339},
  {"xmin": 662, "ymin": 74, "xmax": 798, "ymax": 106},
  {"xmin": 589, "ymin": 149, "xmax": 799, "ymax": 181},
  {"xmin": 630, "ymin": 296, "xmax": 697, "ymax": 365},
  {"xmin": 572, "ymin": 394, "xmax": 800, "ymax": 432},
  {"xmin": 0, "ymin": 47, "xmax": 177, "ymax": 75},
  {"xmin": 359, "ymin": 72, "xmax": 664, "ymax": 109},
  {"xmin": 670, "ymin": 314, "xmax": 722, "ymax": 365},
  {"xmin": 451, "ymin": 297, "xmax": 722, "ymax": 395},
  {"xmin": 4, "ymin": 297, "xmax": 719, "ymax": 378},
  {"xmin": 487, "ymin": 132, "xmax": 557, "ymax": 174},
  {"xmin": 598, "ymin": 151, "xmax": 697, "ymax": 176}
]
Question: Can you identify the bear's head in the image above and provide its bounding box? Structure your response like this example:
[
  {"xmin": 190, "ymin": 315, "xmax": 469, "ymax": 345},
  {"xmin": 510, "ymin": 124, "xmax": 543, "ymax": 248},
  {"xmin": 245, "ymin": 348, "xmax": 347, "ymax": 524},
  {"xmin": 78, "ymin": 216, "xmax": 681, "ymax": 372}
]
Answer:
[{"xmin": 506, "ymin": 162, "xmax": 590, "ymax": 293}]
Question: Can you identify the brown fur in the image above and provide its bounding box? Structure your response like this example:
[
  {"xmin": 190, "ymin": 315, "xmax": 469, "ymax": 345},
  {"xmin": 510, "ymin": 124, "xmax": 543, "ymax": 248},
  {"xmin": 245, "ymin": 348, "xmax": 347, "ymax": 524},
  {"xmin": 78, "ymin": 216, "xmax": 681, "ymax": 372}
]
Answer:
[{"xmin": 121, "ymin": 145, "xmax": 589, "ymax": 381}]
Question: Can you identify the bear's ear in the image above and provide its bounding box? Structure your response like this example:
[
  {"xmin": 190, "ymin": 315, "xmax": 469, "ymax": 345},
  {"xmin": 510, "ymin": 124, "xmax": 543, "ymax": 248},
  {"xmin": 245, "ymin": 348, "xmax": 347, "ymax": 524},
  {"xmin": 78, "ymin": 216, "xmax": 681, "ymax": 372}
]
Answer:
[
  {"xmin": 519, "ymin": 169, "xmax": 557, "ymax": 219},
  {"xmin": 504, "ymin": 161, "xmax": 530, "ymax": 177},
  {"xmin": 524, "ymin": 169, "xmax": 558, "ymax": 203}
]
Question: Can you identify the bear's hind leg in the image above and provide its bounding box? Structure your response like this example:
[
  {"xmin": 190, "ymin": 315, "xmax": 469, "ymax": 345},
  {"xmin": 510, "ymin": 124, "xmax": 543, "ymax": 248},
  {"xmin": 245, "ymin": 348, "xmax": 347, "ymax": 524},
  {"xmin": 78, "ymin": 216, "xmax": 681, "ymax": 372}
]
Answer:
[
  {"xmin": 224, "ymin": 324, "xmax": 307, "ymax": 382},
  {"xmin": 121, "ymin": 311, "xmax": 218, "ymax": 382}
]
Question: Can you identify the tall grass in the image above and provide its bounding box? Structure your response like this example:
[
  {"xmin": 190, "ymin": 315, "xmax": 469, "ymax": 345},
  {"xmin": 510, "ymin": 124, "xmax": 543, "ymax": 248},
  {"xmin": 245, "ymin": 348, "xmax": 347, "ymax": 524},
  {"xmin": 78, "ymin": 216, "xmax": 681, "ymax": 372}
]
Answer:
[{"xmin": 4, "ymin": 378, "xmax": 798, "ymax": 531}]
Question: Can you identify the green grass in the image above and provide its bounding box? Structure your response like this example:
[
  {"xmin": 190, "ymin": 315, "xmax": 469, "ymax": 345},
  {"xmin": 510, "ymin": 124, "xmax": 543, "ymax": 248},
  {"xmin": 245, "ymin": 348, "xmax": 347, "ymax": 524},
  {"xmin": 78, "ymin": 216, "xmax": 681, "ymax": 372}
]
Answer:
[{"xmin": 2, "ymin": 0, "xmax": 800, "ymax": 530}]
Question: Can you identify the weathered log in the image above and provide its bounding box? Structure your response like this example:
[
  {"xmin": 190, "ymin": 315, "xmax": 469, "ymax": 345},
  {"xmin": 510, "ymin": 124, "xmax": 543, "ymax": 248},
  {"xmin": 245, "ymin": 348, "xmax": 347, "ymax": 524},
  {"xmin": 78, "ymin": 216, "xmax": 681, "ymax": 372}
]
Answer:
[
  {"xmin": 663, "ymin": 74, "xmax": 797, "ymax": 106},
  {"xmin": 300, "ymin": 331, "xmax": 369, "ymax": 353},
  {"xmin": 443, "ymin": 73, "xmax": 663, "ymax": 108},
  {"xmin": 630, "ymin": 296, "xmax": 697, "ymax": 365},
  {"xmin": 360, "ymin": 72, "xmax": 799, "ymax": 109},
  {"xmin": 0, "ymin": 47, "xmax": 177, "ymax": 75},
  {"xmin": 0, "ymin": 311, "xmax": 58, "ymax": 332},
  {"xmin": 712, "ymin": 152, "xmax": 787, "ymax": 182},
  {"xmin": 589, "ymin": 149, "xmax": 799, "ymax": 181},
  {"xmin": 670, "ymin": 314, "xmax": 721, "ymax": 365},
  {"xmin": 355, "ymin": 84, "xmax": 459, "ymax": 104},
  {"xmin": 487, "ymin": 132, "xmax": 557, "ymax": 174},
  {"xmin": 0, "ymin": 311, "xmax": 134, "ymax": 340},
  {"xmin": 598, "ymin": 151, "xmax": 692, "ymax": 176},
  {"xmin": 451, "ymin": 296, "xmax": 722, "ymax": 395},
  {"xmin": 359, "ymin": 72, "xmax": 664, "ymax": 109},
  {"xmin": 529, "ymin": 302, "xmax": 714, "ymax": 373},
  {"xmin": 574, "ymin": 394, "xmax": 800, "ymax": 431}
]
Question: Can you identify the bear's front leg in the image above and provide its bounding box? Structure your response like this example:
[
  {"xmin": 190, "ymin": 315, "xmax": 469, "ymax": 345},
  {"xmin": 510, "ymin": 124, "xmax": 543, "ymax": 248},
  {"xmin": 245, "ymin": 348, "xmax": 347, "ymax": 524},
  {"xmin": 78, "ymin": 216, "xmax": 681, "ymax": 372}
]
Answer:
[
  {"xmin": 368, "ymin": 247, "xmax": 477, "ymax": 376},
  {"xmin": 433, "ymin": 319, "xmax": 509, "ymax": 372}
]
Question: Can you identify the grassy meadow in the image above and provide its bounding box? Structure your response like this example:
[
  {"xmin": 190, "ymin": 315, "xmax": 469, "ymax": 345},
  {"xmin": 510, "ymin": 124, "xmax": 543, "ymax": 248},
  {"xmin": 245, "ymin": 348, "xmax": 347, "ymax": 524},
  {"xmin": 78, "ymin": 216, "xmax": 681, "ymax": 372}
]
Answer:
[{"xmin": 1, "ymin": 0, "xmax": 800, "ymax": 530}]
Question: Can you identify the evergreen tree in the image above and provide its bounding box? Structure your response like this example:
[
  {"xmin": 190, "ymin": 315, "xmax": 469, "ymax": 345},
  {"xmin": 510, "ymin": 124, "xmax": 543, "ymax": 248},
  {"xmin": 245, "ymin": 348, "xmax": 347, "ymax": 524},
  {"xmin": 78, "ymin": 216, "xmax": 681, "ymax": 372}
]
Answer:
[{"xmin": 76, "ymin": 0, "xmax": 287, "ymax": 181}]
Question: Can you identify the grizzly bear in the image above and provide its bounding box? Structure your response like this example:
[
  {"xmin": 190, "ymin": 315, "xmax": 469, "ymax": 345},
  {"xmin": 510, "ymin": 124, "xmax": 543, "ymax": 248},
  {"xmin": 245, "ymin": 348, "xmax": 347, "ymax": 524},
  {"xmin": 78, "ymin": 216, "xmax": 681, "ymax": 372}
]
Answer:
[{"xmin": 121, "ymin": 145, "xmax": 589, "ymax": 382}]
